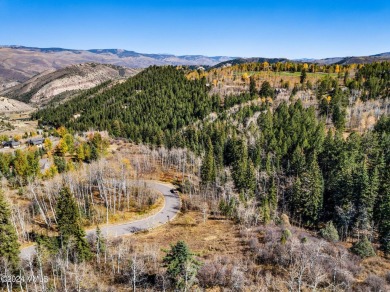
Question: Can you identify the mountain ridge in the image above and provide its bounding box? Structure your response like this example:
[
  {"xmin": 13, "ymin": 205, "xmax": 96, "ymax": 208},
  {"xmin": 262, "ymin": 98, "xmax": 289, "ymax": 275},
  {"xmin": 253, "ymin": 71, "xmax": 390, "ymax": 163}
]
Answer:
[
  {"xmin": 1, "ymin": 62, "xmax": 140, "ymax": 105},
  {"xmin": 1, "ymin": 45, "xmax": 389, "ymax": 92},
  {"xmin": 0, "ymin": 45, "xmax": 234, "ymax": 89}
]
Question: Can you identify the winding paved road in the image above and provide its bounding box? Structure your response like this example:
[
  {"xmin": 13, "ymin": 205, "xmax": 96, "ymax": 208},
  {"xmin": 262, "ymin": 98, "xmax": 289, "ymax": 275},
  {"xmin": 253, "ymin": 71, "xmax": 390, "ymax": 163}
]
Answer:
[{"xmin": 20, "ymin": 181, "xmax": 180, "ymax": 260}]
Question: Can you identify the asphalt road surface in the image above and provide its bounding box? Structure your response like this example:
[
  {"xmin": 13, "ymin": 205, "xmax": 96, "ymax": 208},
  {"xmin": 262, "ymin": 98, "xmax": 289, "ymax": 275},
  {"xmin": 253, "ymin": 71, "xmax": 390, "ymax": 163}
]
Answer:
[{"xmin": 20, "ymin": 180, "xmax": 180, "ymax": 260}]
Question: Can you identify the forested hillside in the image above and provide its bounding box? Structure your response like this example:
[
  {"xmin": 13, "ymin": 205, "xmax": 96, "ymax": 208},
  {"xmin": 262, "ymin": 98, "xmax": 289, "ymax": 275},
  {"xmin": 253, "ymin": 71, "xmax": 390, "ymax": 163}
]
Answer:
[
  {"xmin": 33, "ymin": 64, "xmax": 390, "ymax": 255},
  {"xmin": 33, "ymin": 66, "xmax": 219, "ymax": 144}
]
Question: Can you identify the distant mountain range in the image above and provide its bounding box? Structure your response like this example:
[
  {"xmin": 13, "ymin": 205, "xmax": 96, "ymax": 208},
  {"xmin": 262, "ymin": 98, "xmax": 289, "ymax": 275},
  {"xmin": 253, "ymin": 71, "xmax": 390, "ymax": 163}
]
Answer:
[
  {"xmin": 0, "ymin": 45, "xmax": 389, "ymax": 99},
  {"xmin": 0, "ymin": 46, "xmax": 234, "ymax": 89},
  {"xmin": 1, "ymin": 46, "xmax": 233, "ymax": 65}
]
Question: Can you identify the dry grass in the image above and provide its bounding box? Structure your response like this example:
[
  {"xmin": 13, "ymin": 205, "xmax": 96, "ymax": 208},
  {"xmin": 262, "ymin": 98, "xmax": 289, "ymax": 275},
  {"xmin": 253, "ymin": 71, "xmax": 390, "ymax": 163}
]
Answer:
[
  {"xmin": 361, "ymin": 256, "xmax": 390, "ymax": 278},
  {"xmin": 0, "ymin": 111, "xmax": 37, "ymax": 136},
  {"xmin": 84, "ymin": 194, "xmax": 164, "ymax": 229},
  {"xmin": 132, "ymin": 211, "xmax": 244, "ymax": 259}
]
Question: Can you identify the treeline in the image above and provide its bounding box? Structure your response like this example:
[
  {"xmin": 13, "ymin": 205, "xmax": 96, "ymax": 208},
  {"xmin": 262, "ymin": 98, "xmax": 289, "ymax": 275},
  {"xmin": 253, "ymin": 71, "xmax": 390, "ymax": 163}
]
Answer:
[
  {"xmin": 350, "ymin": 61, "xmax": 390, "ymax": 100},
  {"xmin": 0, "ymin": 130, "xmax": 108, "ymax": 184},
  {"xmin": 211, "ymin": 61, "xmax": 354, "ymax": 74}
]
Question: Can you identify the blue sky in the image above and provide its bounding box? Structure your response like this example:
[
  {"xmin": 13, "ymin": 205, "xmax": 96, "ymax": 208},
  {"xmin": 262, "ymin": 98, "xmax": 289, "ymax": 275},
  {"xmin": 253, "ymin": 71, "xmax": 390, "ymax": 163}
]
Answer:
[{"xmin": 0, "ymin": 0, "xmax": 389, "ymax": 58}]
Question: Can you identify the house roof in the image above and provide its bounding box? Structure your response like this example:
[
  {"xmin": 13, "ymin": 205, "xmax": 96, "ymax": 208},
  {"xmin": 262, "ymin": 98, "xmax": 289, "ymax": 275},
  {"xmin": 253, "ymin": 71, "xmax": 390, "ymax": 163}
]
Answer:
[
  {"xmin": 39, "ymin": 158, "xmax": 51, "ymax": 172},
  {"xmin": 28, "ymin": 138, "xmax": 45, "ymax": 145},
  {"xmin": 2, "ymin": 140, "xmax": 20, "ymax": 147}
]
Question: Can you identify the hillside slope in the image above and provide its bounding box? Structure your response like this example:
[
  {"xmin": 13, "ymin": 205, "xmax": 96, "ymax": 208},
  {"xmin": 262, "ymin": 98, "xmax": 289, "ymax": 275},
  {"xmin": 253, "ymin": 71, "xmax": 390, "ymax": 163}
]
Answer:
[
  {"xmin": 1, "ymin": 63, "xmax": 140, "ymax": 104},
  {"xmin": 0, "ymin": 96, "xmax": 32, "ymax": 112},
  {"xmin": 215, "ymin": 52, "xmax": 390, "ymax": 67},
  {"xmin": 313, "ymin": 54, "xmax": 390, "ymax": 65},
  {"xmin": 32, "ymin": 66, "xmax": 216, "ymax": 143}
]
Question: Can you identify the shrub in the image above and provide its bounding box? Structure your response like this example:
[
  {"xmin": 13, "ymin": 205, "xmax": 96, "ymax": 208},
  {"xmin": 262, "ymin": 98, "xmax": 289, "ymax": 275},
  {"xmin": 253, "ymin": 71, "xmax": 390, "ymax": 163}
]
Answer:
[
  {"xmin": 350, "ymin": 237, "xmax": 376, "ymax": 258},
  {"xmin": 280, "ymin": 213, "xmax": 291, "ymax": 227},
  {"xmin": 365, "ymin": 274, "xmax": 387, "ymax": 292},
  {"xmin": 320, "ymin": 221, "xmax": 339, "ymax": 242},
  {"xmin": 280, "ymin": 229, "xmax": 292, "ymax": 244}
]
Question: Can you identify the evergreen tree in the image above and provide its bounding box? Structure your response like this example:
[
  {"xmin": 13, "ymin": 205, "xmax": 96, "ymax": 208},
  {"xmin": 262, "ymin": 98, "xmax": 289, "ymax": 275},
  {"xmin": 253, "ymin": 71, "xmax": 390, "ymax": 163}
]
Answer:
[
  {"xmin": 268, "ymin": 177, "xmax": 278, "ymax": 219},
  {"xmin": 200, "ymin": 138, "xmax": 216, "ymax": 184},
  {"xmin": 292, "ymin": 155, "xmax": 323, "ymax": 225},
  {"xmin": 320, "ymin": 221, "xmax": 340, "ymax": 242},
  {"xmin": 307, "ymin": 154, "xmax": 324, "ymax": 224},
  {"xmin": 261, "ymin": 198, "xmax": 271, "ymax": 223},
  {"xmin": 54, "ymin": 156, "xmax": 67, "ymax": 173},
  {"xmin": 332, "ymin": 104, "xmax": 346, "ymax": 131},
  {"xmin": 355, "ymin": 161, "xmax": 373, "ymax": 231},
  {"xmin": 0, "ymin": 189, "xmax": 20, "ymax": 269},
  {"xmin": 259, "ymin": 81, "xmax": 274, "ymax": 98},
  {"xmin": 281, "ymin": 229, "xmax": 292, "ymax": 244},
  {"xmin": 300, "ymin": 69, "xmax": 307, "ymax": 84},
  {"xmin": 290, "ymin": 146, "xmax": 306, "ymax": 175},
  {"xmin": 378, "ymin": 169, "xmax": 390, "ymax": 255},
  {"xmin": 163, "ymin": 240, "xmax": 201, "ymax": 290},
  {"xmin": 56, "ymin": 186, "xmax": 92, "ymax": 262},
  {"xmin": 231, "ymin": 139, "xmax": 250, "ymax": 192},
  {"xmin": 244, "ymin": 159, "xmax": 256, "ymax": 194},
  {"xmin": 344, "ymin": 70, "xmax": 349, "ymax": 85},
  {"xmin": 292, "ymin": 176, "xmax": 302, "ymax": 219},
  {"xmin": 351, "ymin": 236, "xmax": 376, "ymax": 258},
  {"xmin": 249, "ymin": 75, "xmax": 256, "ymax": 96}
]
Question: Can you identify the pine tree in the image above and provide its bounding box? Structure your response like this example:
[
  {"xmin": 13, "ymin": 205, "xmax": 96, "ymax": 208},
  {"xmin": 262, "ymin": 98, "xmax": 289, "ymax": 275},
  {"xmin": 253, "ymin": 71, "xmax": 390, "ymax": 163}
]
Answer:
[
  {"xmin": 244, "ymin": 159, "xmax": 256, "ymax": 194},
  {"xmin": 351, "ymin": 236, "xmax": 376, "ymax": 258},
  {"xmin": 356, "ymin": 161, "xmax": 372, "ymax": 231},
  {"xmin": 259, "ymin": 81, "xmax": 274, "ymax": 98},
  {"xmin": 200, "ymin": 138, "xmax": 216, "ymax": 184},
  {"xmin": 332, "ymin": 104, "xmax": 346, "ymax": 131},
  {"xmin": 300, "ymin": 69, "xmax": 307, "ymax": 84},
  {"xmin": 320, "ymin": 221, "xmax": 339, "ymax": 242},
  {"xmin": 268, "ymin": 177, "xmax": 278, "ymax": 219},
  {"xmin": 292, "ymin": 176, "xmax": 302, "ymax": 219},
  {"xmin": 231, "ymin": 139, "xmax": 249, "ymax": 192},
  {"xmin": 290, "ymin": 146, "xmax": 306, "ymax": 175},
  {"xmin": 56, "ymin": 186, "xmax": 92, "ymax": 261},
  {"xmin": 292, "ymin": 155, "xmax": 323, "ymax": 226},
  {"xmin": 306, "ymin": 154, "xmax": 324, "ymax": 224},
  {"xmin": 378, "ymin": 168, "xmax": 390, "ymax": 255},
  {"xmin": 261, "ymin": 198, "xmax": 271, "ymax": 223},
  {"xmin": 163, "ymin": 240, "xmax": 201, "ymax": 290},
  {"xmin": 0, "ymin": 189, "xmax": 20, "ymax": 269},
  {"xmin": 249, "ymin": 75, "xmax": 256, "ymax": 96}
]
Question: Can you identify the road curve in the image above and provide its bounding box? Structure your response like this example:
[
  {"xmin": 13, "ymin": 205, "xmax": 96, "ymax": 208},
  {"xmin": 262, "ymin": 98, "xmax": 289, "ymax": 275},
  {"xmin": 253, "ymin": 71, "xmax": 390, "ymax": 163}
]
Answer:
[{"xmin": 20, "ymin": 180, "xmax": 180, "ymax": 260}]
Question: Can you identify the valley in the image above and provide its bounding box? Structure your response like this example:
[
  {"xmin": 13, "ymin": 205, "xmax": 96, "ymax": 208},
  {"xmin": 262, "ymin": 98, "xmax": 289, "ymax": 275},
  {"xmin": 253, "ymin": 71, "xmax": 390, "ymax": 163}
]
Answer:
[
  {"xmin": 1, "ymin": 0, "xmax": 390, "ymax": 290},
  {"xmin": 0, "ymin": 55, "xmax": 389, "ymax": 291}
]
